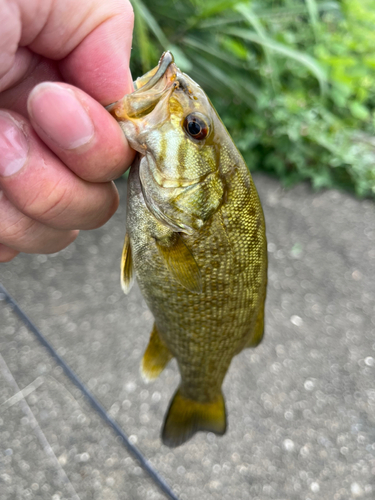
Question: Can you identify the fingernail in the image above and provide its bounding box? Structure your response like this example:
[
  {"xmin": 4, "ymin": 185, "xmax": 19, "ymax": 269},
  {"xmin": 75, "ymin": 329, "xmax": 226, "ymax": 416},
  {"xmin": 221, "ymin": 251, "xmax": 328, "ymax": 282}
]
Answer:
[
  {"xmin": 28, "ymin": 82, "xmax": 94, "ymax": 150},
  {"xmin": 0, "ymin": 112, "xmax": 29, "ymax": 177}
]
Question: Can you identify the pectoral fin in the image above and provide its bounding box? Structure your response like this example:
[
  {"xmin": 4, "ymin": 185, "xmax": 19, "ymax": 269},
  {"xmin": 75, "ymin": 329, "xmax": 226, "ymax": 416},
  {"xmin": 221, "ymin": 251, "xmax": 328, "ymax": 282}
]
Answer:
[
  {"xmin": 120, "ymin": 233, "xmax": 135, "ymax": 294},
  {"xmin": 162, "ymin": 389, "xmax": 227, "ymax": 447},
  {"xmin": 155, "ymin": 233, "xmax": 202, "ymax": 294},
  {"xmin": 141, "ymin": 323, "xmax": 173, "ymax": 382}
]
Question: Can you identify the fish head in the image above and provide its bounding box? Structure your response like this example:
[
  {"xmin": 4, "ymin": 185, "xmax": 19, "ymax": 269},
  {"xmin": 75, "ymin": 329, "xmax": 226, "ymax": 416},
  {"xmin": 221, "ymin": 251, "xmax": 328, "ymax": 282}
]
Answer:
[{"xmin": 108, "ymin": 52, "xmax": 225, "ymax": 186}]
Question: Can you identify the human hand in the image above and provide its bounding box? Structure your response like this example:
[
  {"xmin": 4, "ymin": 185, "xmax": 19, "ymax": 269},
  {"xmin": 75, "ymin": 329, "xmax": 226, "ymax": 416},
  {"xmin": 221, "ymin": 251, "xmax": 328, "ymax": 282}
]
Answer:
[{"xmin": 0, "ymin": 0, "xmax": 135, "ymax": 262}]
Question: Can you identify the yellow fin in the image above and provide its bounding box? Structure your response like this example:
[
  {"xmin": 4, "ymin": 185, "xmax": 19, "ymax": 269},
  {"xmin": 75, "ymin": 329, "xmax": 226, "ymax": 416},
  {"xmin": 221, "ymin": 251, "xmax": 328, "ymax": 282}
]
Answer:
[
  {"xmin": 246, "ymin": 288, "xmax": 266, "ymax": 348},
  {"xmin": 121, "ymin": 233, "xmax": 135, "ymax": 294},
  {"xmin": 246, "ymin": 309, "xmax": 264, "ymax": 348},
  {"xmin": 141, "ymin": 323, "xmax": 173, "ymax": 382},
  {"xmin": 155, "ymin": 233, "xmax": 202, "ymax": 294},
  {"xmin": 162, "ymin": 389, "xmax": 227, "ymax": 448}
]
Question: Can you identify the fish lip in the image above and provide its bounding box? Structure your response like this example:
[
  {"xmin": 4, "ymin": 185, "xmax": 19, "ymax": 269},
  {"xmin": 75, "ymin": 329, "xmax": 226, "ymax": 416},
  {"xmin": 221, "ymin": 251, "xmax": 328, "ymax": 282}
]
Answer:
[
  {"xmin": 134, "ymin": 51, "xmax": 175, "ymax": 93},
  {"xmin": 106, "ymin": 52, "xmax": 176, "ymax": 116}
]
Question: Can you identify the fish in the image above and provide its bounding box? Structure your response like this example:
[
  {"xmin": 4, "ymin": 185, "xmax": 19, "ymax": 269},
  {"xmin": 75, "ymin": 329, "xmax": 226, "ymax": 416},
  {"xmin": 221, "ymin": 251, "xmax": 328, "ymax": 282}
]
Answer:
[{"xmin": 108, "ymin": 52, "xmax": 267, "ymax": 447}]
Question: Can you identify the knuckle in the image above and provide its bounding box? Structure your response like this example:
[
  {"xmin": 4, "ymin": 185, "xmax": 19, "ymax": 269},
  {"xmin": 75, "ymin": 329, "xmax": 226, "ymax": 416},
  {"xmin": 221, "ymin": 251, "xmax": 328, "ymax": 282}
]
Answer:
[
  {"xmin": 17, "ymin": 178, "xmax": 117, "ymax": 230},
  {"xmin": 24, "ymin": 181, "xmax": 73, "ymax": 227},
  {"xmin": 1, "ymin": 214, "xmax": 35, "ymax": 246}
]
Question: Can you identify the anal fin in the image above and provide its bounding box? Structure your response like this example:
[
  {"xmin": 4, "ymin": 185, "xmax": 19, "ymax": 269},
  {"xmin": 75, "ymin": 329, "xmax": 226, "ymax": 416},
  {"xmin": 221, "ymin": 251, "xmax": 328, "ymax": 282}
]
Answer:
[
  {"xmin": 155, "ymin": 233, "xmax": 202, "ymax": 294},
  {"xmin": 162, "ymin": 389, "xmax": 227, "ymax": 448},
  {"xmin": 246, "ymin": 290, "xmax": 266, "ymax": 348},
  {"xmin": 121, "ymin": 233, "xmax": 135, "ymax": 294},
  {"xmin": 141, "ymin": 323, "xmax": 173, "ymax": 382}
]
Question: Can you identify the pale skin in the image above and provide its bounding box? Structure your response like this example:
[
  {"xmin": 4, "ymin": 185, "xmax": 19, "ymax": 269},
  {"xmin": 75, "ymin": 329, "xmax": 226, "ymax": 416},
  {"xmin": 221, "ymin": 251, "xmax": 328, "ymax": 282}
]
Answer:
[{"xmin": 0, "ymin": 0, "xmax": 135, "ymax": 262}]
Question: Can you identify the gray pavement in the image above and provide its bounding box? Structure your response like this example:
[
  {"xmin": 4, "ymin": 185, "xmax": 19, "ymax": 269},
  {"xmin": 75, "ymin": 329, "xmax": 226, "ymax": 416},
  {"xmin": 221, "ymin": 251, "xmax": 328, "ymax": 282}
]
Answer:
[{"xmin": 0, "ymin": 174, "xmax": 374, "ymax": 500}]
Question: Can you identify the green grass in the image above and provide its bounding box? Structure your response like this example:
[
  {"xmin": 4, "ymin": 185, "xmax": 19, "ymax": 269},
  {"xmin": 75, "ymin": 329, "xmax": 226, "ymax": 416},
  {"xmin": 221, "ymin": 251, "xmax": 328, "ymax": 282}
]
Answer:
[{"xmin": 129, "ymin": 0, "xmax": 375, "ymax": 198}]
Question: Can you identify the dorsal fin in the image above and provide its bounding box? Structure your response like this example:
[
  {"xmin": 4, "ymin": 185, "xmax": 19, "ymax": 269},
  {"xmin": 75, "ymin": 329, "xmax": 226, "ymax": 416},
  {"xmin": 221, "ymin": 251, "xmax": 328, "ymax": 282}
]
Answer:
[
  {"xmin": 120, "ymin": 233, "xmax": 135, "ymax": 294},
  {"xmin": 155, "ymin": 233, "xmax": 202, "ymax": 294}
]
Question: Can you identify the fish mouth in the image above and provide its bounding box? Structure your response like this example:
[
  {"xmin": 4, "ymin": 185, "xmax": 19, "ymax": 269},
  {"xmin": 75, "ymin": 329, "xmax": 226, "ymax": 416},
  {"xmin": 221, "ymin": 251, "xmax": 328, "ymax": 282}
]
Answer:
[
  {"xmin": 107, "ymin": 51, "xmax": 178, "ymax": 120},
  {"xmin": 133, "ymin": 51, "xmax": 175, "ymax": 92}
]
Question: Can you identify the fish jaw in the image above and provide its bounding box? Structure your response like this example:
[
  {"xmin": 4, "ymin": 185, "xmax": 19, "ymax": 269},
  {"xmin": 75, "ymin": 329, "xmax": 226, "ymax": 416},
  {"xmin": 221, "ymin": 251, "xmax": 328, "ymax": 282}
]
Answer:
[{"xmin": 107, "ymin": 52, "xmax": 178, "ymax": 132}]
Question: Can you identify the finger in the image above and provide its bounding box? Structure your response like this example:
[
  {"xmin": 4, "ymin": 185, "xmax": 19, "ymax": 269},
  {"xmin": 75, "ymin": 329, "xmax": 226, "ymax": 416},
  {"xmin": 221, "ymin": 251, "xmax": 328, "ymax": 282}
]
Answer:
[
  {"xmin": 0, "ymin": 243, "xmax": 19, "ymax": 263},
  {"xmin": 58, "ymin": 2, "xmax": 134, "ymax": 103},
  {"xmin": 0, "ymin": 190, "xmax": 79, "ymax": 254},
  {"xmin": 4, "ymin": 0, "xmax": 134, "ymax": 104},
  {"xmin": 0, "ymin": 54, "xmax": 61, "ymax": 118},
  {"xmin": 0, "ymin": 110, "xmax": 119, "ymax": 230},
  {"xmin": 27, "ymin": 82, "xmax": 134, "ymax": 182},
  {"xmin": 0, "ymin": 0, "xmax": 59, "ymax": 116},
  {"xmin": 0, "ymin": 0, "xmax": 21, "ymax": 79},
  {"xmin": 0, "ymin": 48, "xmax": 38, "ymax": 94}
]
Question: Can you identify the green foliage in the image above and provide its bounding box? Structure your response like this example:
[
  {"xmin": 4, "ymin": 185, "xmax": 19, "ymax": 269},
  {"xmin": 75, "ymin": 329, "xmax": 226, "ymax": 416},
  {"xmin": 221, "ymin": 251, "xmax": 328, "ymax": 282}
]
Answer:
[{"xmin": 129, "ymin": 0, "xmax": 375, "ymax": 198}]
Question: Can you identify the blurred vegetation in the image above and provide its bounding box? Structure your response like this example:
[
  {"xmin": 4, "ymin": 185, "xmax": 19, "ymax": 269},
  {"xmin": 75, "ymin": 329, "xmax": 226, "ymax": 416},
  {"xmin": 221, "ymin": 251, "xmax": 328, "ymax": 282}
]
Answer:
[{"xmin": 129, "ymin": 0, "xmax": 375, "ymax": 197}]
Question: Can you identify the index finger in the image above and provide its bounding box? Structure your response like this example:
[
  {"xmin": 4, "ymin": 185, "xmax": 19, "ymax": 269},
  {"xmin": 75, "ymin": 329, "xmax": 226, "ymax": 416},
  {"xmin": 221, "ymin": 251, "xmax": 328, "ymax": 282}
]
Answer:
[
  {"xmin": 58, "ymin": 1, "xmax": 135, "ymax": 103},
  {"xmin": 5, "ymin": 0, "xmax": 134, "ymax": 104}
]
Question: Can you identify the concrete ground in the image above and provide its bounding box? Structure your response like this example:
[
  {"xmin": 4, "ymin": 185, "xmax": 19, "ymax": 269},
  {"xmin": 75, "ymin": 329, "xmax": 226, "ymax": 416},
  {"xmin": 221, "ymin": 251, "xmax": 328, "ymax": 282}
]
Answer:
[{"xmin": 0, "ymin": 174, "xmax": 374, "ymax": 500}]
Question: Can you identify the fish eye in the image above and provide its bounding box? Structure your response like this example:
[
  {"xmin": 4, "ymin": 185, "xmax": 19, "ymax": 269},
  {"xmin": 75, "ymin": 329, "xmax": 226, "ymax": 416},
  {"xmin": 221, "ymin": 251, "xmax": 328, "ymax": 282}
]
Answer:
[{"xmin": 183, "ymin": 113, "xmax": 209, "ymax": 140}]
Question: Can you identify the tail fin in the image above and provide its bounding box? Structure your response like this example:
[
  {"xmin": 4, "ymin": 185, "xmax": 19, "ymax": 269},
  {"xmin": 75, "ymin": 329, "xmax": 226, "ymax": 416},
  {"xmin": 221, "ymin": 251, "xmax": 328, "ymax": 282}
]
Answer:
[{"xmin": 161, "ymin": 389, "xmax": 226, "ymax": 447}]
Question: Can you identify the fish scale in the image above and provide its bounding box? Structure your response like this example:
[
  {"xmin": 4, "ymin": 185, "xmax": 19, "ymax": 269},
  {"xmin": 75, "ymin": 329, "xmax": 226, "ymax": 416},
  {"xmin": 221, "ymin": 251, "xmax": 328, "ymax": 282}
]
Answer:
[{"xmin": 110, "ymin": 51, "xmax": 267, "ymax": 447}]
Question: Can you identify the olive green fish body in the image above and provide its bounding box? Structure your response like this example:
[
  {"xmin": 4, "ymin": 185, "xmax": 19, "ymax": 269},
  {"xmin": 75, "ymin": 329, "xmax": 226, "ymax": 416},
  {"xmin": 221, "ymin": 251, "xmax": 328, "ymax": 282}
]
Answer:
[{"xmin": 111, "ymin": 52, "xmax": 267, "ymax": 447}]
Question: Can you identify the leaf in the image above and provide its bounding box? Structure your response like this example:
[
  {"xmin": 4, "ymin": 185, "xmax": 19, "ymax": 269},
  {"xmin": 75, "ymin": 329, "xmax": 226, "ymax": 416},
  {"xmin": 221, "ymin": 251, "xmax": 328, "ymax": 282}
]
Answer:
[
  {"xmin": 198, "ymin": 15, "xmax": 244, "ymax": 29},
  {"xmin": 222, "ymin": 27, "xmax": 328, "ymax": 94},
  {"xmin": 305, "ymin": 0, "xmax": 319, "ymax": 37},
  {"xmin": 192, "ymin": 54, "xmax": 258, "ymax": 105},
  {"xmin": 349, "ymin": 101, "xmax": 370, "ymax": 121},
  {"xmin": 184, "ymin": 36, "xmax": 247, "ymax": 68},
  {"xmin": 132, "ymin": 0, "xmax": 151, "ymax": 72},
  {"xmin": 132, "ymin": 0, "xmax": 169, "ymax": 47},
  {"xmin": 219, "ymin": 36, "xmax": 249, "ymax": 60},
  {"xmin": 196, "ymin": 0, "xmax": 245, "ymax": 18},
  {"xmin": 236, "ymin": 3, "xmax": 279, "ymax": 91},
  {"xmin": 167, "ymin": 45, "xmax": 192, "ymax": 72}
]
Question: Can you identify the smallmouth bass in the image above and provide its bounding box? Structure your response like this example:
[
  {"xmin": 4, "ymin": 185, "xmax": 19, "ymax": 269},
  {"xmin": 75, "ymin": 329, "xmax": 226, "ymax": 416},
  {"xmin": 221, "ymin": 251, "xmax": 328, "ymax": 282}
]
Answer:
[{"xmin": 109, "ymin": 52, "xmax": 267, "ymax": 447}]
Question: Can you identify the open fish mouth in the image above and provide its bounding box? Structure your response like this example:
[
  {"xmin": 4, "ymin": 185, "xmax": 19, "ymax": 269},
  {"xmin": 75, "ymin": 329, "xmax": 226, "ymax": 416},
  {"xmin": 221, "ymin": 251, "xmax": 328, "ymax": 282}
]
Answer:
[{"xmin": 107, "ymin": 52, "xmax": 178, "ymax": 120}]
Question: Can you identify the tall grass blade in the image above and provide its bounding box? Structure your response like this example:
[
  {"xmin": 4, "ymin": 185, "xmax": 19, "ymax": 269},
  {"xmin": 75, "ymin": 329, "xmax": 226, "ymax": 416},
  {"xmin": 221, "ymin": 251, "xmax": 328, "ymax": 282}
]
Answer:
[
  {"xmin": 131, "ymin": 0, "xmax": 192, "ymax": 71},
  {"xmin": 236, "ymin": 3, "xmax": 279, "ymax": 91},
  {"xmin": 223, "ymin": 27, "xmax": 327, "ymax": 94},
  {"xmin": 305, "ymin": 0, "xmax": 319, "ymax": 38},
  {"xmin": 131, "ymin": 0, "xmax": 169, "ymax": 47},
  {"xmin": 183, "ymin": 37, "xmax": 246, "ymax": 68},
  {"xmin": 192, "ymin": 54, "xmax": 256, "ymax": 106},
  {"xmin": 195, "ymin": 0, "xmax": 245, "ymax": 18},
  {"xmin": 132, "ymin": 1, "xmax": 151, "ymax": 72}
]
